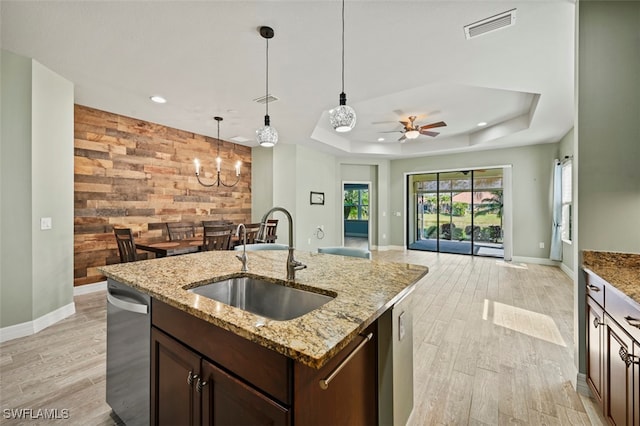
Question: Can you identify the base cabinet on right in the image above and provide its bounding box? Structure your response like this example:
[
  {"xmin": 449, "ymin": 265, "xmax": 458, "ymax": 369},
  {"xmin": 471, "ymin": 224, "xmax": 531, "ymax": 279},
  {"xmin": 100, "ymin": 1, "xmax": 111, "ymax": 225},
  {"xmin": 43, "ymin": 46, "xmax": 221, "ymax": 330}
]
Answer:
[{"xmin": 585, "ymin": 270, "xmax": 640, "ymax": 426}]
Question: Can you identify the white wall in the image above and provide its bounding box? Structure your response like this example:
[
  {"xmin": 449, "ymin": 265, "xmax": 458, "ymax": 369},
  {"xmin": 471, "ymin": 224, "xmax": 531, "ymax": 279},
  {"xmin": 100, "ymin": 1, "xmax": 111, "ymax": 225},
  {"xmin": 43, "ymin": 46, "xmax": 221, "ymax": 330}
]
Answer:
[
  {"xmin": 389, "ymin": 143, "xmax": 559, "ymax": 259},
  {"xmin": 575, "ymin": 0, "xmax": 640, "ymax": 379},
  {"xmin": 251, "ymin": 146, "xmax": 274, "ymax": 222},
  {"xmin": 0, "ymin": 50, "xmax": 74, "ymax": 332}
]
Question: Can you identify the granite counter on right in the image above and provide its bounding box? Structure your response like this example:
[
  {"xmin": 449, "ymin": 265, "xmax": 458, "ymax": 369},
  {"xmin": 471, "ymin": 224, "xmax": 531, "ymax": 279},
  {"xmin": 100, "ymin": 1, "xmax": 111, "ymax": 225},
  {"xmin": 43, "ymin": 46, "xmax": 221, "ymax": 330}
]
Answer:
[{"xmin": 582, "ymin": 250, "xmax": 639, "ymax": 425}]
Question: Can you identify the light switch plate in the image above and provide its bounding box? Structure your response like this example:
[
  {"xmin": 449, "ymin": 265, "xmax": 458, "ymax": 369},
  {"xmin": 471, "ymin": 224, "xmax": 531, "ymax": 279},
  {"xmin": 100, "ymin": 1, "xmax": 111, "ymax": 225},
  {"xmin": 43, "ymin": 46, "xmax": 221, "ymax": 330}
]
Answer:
[{"xmin": 40, "ymin": 217, "xmax": 52, "ymax": 230}]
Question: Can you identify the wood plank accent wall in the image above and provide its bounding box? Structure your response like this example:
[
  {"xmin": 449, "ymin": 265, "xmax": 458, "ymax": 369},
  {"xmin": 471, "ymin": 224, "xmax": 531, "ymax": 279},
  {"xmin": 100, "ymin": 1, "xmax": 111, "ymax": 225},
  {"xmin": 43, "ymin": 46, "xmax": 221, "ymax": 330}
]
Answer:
[{"xmin": 74, "ymin": 105, "xmax": 252, "ymax": 286}]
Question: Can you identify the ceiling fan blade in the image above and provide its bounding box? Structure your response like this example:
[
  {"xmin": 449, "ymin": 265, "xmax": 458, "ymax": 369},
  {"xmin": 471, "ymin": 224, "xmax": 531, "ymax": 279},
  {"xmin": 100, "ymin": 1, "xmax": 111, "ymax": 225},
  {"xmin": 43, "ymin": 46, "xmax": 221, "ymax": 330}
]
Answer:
[
  {"xmin": 379, "ymin": 130, "xmax": 403, "ymax": 133},
  {"xmin": 399, "ymin": 120, "xmax": 409, "ymax": 127},
  {"xmin": 419, "ymin": 121, "xmax": 447, "ymax": 130},
  {"xmin": 420, "ymin": 130, "xmax": 440, "ymax": 137},
  {"xmin": 398, "ymin": 134, "xmax": 407, "ymax": 142}
]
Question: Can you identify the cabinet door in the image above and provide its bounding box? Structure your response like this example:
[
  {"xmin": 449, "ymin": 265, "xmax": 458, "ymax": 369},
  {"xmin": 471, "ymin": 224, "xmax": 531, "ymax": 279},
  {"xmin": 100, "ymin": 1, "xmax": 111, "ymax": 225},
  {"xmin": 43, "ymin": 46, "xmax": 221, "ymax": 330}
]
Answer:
[
  {"xmin": 587, "ymin": 297, "xmax": 604, "ymax": 404},
  {"xmin": 200, "ymin": 359, "xmax": 290, "ymax": 426},
  {"xmin": 151, "ymin": 328, "xmax": 201, "ymax": 426},
  {"xmin": 604, "ymin": 315, "xmax": 634, "ymax": 426}
]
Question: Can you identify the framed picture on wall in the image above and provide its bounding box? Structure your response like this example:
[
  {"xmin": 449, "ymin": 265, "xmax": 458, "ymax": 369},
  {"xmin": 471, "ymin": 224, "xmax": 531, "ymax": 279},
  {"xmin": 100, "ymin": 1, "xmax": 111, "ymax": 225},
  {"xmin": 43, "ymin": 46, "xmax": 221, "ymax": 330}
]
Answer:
[{"xmin": 310, "ymin": 191, "xmax": 324, "ymax": 205}]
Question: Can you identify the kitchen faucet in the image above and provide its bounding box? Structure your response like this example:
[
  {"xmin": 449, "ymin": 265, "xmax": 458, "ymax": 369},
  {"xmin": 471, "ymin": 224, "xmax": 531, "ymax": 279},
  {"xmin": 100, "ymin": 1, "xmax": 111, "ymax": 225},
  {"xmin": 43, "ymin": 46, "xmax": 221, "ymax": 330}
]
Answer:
[
  {"xmin": 260, "ymin": 207, "xmax": 306, "ymax": 281},
  {"xmin": 235, "ymin": 223, "xmax": 248, "ymax": 272}
]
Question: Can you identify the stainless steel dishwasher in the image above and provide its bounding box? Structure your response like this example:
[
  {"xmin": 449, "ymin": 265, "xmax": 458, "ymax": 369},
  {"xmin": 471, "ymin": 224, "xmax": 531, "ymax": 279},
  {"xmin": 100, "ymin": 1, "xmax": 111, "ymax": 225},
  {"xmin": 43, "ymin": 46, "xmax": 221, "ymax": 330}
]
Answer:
[{"xmin": 106, "ymin": 278, "xmax": 150, "ymax": 426}]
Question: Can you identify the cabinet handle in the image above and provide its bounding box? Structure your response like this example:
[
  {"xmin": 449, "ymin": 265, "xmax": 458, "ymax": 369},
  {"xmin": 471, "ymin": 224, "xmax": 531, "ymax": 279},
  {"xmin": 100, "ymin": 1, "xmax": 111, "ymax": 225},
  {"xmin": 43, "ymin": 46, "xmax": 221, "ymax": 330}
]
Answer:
[
  {"xmin": 586, "ymin": 284, "xmax": 601, "ymax": 292},
  {"xmin": 624, "ymin": 316, "xmax": 640, "ymax": 329},
  {"xmin": 618, "ymin": 347, "xmax": 640, "ymax": 367},
  {"xmin": 593, "ymin": 317, "xmax": 604, "ymax": 328},
  {"xmin": 319, "ymin": 332, "xmax": 373, "ymax": 390},
  {"xmin": 187, "ymin": 371, "xmax": 198, "ymax": 386},
  {"xmin": 196, "ymin": 377, "xmax": 207, "ymax": 393}
]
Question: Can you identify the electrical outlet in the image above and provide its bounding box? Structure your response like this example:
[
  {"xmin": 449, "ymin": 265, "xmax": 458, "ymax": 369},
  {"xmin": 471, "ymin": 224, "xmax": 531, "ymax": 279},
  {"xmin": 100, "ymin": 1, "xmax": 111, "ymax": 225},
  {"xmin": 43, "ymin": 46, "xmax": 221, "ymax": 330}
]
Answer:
[
  {"xmin": 40, "ymin": 217, "xmax": 52, "ymax": 230},
  {"xmin": 382, "ymin": 234, "xmax": 386, "ymax": 239},
  {"xmin": 539, "ymin": 242, "xmax": 545, "ymax": 249},
  {"xmin": 308, "ymin": 238, "xmax": 311, "ymax": 245}
]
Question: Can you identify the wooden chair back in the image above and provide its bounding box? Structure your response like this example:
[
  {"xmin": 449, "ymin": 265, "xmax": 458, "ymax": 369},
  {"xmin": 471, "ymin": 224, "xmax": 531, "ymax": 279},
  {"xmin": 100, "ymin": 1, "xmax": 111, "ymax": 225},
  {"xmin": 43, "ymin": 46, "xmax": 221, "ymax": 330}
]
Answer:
[
  {"xmin": 263, "ymin": 219, "xmax": 278, "ymax": 243},
  {"xmin": 202, "ymin": 220, "xmax": 233, "ymax": 227},
  {"xmin": 239, "ymin": 223, "xmax": 262, "ymax": 245},
  {"xmin": 202, "ymin": 225, "xmax": 234, "ymax": 251},
  {"xmin": 113, "ymin": 228, "xmax": 137, "ymax": 263},
  {"xmin": 166, "ymin": 222, "xmax": 196, "ymax": 241}
]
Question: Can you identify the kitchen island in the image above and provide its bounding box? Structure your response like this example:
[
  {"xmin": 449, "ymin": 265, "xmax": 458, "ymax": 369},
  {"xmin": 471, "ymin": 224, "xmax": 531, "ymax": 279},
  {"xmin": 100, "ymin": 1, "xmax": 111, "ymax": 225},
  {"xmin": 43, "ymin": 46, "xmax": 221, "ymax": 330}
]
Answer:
[{"xmin": 100, "ymin": 249, "xmax": 428, "ymax": 425}]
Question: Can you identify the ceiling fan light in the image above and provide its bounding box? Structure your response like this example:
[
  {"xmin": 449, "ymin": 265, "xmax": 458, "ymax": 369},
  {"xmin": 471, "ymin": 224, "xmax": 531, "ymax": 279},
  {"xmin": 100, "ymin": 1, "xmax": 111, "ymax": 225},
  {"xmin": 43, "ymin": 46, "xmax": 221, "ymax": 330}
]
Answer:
[
  {"xmin": 405, "ymin": 130, "xmax": 420, "ymax": 139},
  {"xmin": 329, "ymin": 104, "xmax": 357, "ymax": 133}
]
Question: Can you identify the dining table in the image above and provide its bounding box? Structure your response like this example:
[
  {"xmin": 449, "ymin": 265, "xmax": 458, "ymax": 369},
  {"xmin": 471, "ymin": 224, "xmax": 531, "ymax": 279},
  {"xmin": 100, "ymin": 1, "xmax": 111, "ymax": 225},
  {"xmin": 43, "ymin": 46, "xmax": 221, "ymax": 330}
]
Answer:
[{"xmin": 135, "ymin": 237, "xmax": 203, "ymax": 258}]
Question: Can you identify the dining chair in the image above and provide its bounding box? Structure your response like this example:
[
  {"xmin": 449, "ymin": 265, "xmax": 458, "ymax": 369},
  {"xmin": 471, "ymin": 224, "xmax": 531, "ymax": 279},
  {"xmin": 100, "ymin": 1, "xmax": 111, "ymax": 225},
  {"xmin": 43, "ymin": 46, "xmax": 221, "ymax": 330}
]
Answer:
[
  {"xmin": 113, "ymin": 228, "xmax": 138, "ymax": 262},
  {"xmin": 238, "ymin": 223, "xmax": 262, "ymax": 245},
  {"xmin": 317, "ymin": 246, "xmax": 372, "ymax": 259},
  {"xmin": 202, "ymin": 219, "xmax": 233, "ymax": 227},
  {"xmin": 166, "ymin": 222, "xmax": 196, "ymax": 241},
  {"xmin": 202, "ymin": 225, "xmax": 235, "ymax": 251},
  {"xmin": 257, "ymin": 219, "xmax": 278, "ymax": 243}
]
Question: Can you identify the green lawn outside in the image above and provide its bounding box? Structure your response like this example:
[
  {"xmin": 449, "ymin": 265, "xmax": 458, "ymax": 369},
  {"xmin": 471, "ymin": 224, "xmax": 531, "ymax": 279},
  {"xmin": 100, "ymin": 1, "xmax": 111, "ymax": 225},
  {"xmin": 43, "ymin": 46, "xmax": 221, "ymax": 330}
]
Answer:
[{"xmin": 420, "ymin": 212, "xmax": 503, "ymax": 242}]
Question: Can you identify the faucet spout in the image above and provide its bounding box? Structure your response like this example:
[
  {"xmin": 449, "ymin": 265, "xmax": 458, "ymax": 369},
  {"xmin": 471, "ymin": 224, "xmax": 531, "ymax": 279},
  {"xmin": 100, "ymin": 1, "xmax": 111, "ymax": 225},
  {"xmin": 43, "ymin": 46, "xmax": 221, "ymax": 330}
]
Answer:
[
  {"xmin": 235, "ymin": 223, "xmax": 248, "ymax": 272},
  {"xmin": 260, "ymin": 207, "xmax": 306, "ymax": 281}
]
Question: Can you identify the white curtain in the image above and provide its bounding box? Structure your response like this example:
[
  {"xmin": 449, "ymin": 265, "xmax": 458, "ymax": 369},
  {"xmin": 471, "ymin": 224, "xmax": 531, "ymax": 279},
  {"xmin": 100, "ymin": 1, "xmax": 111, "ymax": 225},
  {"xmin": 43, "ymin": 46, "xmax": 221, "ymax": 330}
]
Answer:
[{"xmin": 550, "ymin": 160, "xmax": 563, "ymax": 261}]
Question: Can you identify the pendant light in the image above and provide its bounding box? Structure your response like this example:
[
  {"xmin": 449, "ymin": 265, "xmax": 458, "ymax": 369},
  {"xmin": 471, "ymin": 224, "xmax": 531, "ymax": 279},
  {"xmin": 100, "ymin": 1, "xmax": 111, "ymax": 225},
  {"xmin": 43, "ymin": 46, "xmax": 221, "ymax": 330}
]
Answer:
[
  {"xmin": 194, "ymin": 116, "xmax": 241, "ymax": 188},
  {"xmin": 329, "ymin": 0, "xmax": 356, "ymax": 132},
  {"xmin": 256, "ymin": 26, "xmax": 278, "ymax": 147}
]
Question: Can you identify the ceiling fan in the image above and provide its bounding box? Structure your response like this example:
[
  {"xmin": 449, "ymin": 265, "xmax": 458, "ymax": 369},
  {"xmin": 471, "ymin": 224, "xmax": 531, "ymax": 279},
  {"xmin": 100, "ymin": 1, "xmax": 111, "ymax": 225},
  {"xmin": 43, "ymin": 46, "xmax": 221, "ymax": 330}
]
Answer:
[{"xmin": 379, "ymin": 116, "xmax": 447, "ymax": 142}]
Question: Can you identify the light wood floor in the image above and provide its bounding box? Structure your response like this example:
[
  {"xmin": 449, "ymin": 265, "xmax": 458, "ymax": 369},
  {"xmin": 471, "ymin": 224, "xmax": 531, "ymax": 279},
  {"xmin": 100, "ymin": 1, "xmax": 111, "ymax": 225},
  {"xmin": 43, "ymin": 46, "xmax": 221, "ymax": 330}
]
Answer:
[{"xmin": 0, "ymin": 251, "xmax": 604, "ymax": 425}]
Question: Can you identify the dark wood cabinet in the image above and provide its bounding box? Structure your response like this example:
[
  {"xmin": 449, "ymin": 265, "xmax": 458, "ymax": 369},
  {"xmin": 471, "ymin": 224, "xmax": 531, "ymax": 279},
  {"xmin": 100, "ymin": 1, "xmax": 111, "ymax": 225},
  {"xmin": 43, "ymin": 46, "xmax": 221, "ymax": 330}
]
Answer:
[
  {"xmin": 151, "ymin": 327, "xmax": 201, "ymax": 425},
  {"xmin": 585, "ymin": 270, "xmax": 640, "ymax": 426},
  {"xmin": 587, "ymin": 297, "xmax": 604, "ymax": 404},
  {"xmin": 151, "ymin": 299, "xmax": 378, "ymax": 425},
  {"xmin": 151, "ymin": 327, "xmax": 290, "ymax": 426},
  {"xmin": 603, "ymin": 314, "xmax": 634, "ymax": 426}
]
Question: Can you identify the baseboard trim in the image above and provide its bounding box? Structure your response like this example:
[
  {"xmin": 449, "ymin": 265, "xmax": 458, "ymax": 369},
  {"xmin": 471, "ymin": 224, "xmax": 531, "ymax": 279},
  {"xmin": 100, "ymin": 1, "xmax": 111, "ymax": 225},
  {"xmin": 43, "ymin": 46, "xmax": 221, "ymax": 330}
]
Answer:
[
  {"xmin": 575, "ymin": 373, "xmax": 591, "ymax": 397},
  {"xmin": 73, "ymin": 280, "xmax": 107, "ymax": 295},
  {"xmin": 511, "ymin": 256, "xmax": 561, "ymax": 266},
  {"xmin": 0, "ymin": 302, "xmax": 76, "ymax": 343},
  {"xmin": 559, "ymin": 263, "xmax": 575, "ymax": 280}
]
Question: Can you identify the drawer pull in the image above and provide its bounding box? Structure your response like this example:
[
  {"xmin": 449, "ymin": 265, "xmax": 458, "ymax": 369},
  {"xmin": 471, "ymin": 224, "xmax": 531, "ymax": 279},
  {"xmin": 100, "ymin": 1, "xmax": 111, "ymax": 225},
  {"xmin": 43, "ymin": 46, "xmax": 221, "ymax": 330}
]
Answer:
[
  {"xmin": 593, "ymin": 317, "xmax": 604, "ymax": 328},
  {"xmin": 587, "ymin": 284, "xmax": 601, "ymax": 292},
  {"xmin": 618, "ymin": 347, "xmax": 640, "ymax": 367},
  {"xmin": 187, "ymin": 371, "xmax": 198, "ymax": 386},
  {"xmin": 319, "ymin": 332, "xmax": 373, "ymax": 390},
  {"xmin": 196, "ymin": 377, "xmax": 207, "ymax": 392},
  {"xmin": 624, "ymin": 316, "xmax": 640, "ymax": 329}
]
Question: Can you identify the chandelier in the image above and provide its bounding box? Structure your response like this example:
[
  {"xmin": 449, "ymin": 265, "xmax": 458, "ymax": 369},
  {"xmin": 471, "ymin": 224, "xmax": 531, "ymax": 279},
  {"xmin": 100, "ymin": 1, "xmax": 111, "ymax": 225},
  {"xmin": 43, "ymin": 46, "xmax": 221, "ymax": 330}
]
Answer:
[{"xmin": 193, "ymin": 116, "xmax": 241, "ymax": 188}]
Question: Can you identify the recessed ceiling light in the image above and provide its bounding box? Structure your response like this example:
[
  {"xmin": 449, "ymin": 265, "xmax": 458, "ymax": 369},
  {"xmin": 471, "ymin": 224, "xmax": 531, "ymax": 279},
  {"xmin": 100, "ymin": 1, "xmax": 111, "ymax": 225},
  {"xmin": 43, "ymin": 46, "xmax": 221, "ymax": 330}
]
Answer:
[
  {"xmin": 477, "ymin": 122, "xmax": 487, "ymax": 127},
  {"xmin": 150, "ymin": 95, "xmax": 167, "ymax": 104},
  {"xmin": 377, "ymin": 137, "xmax": 385, "ymax": 142}
]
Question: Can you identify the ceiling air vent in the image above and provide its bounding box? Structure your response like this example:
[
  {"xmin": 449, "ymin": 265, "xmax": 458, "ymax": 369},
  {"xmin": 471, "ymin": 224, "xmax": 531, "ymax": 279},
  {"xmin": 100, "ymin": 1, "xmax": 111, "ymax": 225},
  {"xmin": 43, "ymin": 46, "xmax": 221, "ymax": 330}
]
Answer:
[
  {"xmin": 253, "ymin": 94, "xmax": 279, "ymax": 104},
  {"xmin": 464, "ymin": 9, "xmax": 517, "ymax": 40}
]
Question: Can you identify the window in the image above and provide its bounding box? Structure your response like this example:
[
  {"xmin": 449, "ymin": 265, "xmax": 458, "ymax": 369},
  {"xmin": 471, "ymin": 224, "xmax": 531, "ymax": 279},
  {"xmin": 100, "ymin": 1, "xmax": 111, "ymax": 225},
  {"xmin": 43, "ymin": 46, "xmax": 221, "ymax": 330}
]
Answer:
[
  {"xmin": 561, "ymin": 161, "xmax": 572, "ymax": 242},
  {"xmin": 344, "ymin": 186, "xmax": 369, "ymax": 220}
]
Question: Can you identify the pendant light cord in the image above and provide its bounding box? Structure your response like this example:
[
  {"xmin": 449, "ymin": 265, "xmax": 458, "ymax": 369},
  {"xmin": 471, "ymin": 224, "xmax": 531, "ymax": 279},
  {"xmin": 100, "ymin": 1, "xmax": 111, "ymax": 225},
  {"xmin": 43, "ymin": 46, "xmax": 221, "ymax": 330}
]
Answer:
[
  {"xmin": 266, "ymin": 37, "xmax": 269, "ymax": 117},
  {"xmin": 341, "ymin": 0, "xmax": 345, "ymax": 93},
  {"xmin": 216, "ymin": 119, "xmax": 220, "ymax": 157}
]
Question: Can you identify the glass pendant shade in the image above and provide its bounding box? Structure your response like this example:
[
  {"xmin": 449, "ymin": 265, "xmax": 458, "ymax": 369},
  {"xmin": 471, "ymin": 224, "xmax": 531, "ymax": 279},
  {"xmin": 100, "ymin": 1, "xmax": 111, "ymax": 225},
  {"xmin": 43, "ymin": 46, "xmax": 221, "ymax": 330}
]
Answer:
[
  {"xmin": 329, "ymin": 101, "xmax": 357, "ymax": 133},
  {"xmin": 256, "ymin": 115, "xmax": 278, "ymax": 147}
]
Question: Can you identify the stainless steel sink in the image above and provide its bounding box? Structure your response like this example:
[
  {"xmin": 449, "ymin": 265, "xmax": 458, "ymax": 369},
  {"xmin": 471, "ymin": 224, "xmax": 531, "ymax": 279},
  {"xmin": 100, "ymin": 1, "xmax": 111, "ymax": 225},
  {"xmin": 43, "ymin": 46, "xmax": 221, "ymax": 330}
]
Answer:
[{"xmin": 188, "ymin": 276, "xmax": 334, "ymax": 321}]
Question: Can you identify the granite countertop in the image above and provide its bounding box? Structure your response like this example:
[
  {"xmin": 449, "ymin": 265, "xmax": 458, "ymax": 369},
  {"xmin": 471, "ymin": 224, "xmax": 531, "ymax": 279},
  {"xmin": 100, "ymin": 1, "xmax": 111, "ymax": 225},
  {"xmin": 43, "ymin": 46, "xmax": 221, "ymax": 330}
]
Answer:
[
  {"xmin": 99, "ymin": 250, "xmax": 428, "ymax": 369},
  {"xmin": 583, "ymin": 250, "xmax": 640, "ymax": 305}
]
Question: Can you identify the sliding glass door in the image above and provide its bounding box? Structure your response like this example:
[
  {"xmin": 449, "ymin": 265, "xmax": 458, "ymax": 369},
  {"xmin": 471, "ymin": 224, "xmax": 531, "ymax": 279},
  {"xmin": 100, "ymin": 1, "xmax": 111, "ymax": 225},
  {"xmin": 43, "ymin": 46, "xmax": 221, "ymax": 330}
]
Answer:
[{"xmin": 409, "ymin": 169, "xmax": 504, "ymax": 257}]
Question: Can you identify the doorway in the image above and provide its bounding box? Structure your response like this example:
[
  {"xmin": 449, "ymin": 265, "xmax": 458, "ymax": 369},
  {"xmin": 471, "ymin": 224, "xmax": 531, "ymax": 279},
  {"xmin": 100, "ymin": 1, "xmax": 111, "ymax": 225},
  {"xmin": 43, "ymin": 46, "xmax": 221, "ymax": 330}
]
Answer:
[
  {"xmin": 343, "ymin": 182, "xmax": 370, "ymax": 249},
  {"xmin": 408, "ymin": 169, "xmax": 504, "ymax": 258}
]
